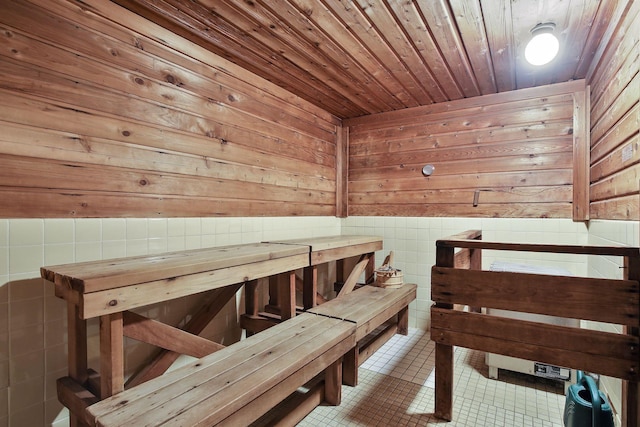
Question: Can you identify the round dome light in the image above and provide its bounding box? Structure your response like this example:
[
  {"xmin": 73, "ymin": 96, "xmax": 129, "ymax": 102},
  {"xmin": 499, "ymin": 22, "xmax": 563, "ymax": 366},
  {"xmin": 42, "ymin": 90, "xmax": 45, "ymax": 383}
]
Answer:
[{"xmin": 525, "ymin": 23, "xmax": 559, "ymax": 66}]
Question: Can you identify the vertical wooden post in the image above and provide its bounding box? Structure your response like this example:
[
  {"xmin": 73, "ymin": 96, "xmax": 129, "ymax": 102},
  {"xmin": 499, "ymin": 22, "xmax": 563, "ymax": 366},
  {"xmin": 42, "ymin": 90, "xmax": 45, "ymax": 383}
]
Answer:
[
  {"xmin": 303, "ymin": 265, "xmax": 317, "ymax": 310},
  {"xmin": 324, "ymin": 358, "xmax": 343, "ymax": 406},
  {"xmin": 342, "ymin": 347, "xmax": 358, "ymax": 386},
  {"xmin": 365, "ymin": 251, "xmax": 375, "ymax": 284},
  {"xmin": 397, "ymin": 305, "xmax": 409, "ymax": 335},
  {"xmin": 99, "ymin": 312, "xmax": 124, "ymax": 399},
  {"xmin": 278, "ymin": 271, "xmax": 297, "ymax": 321},
  {"xmin": 268, "ymin": 275, "xmax": 279, "ymax": 307},
  {"xmin": 245, "ymin": 279, "xmax": 259, "ymax": 337},
  {"xmin": 245, "ymin": 279, "xmax": 259, "ymax": 317},
  {"xmin": 623, "ymin": 251, "xmax": 640, "ymax": 427},
  {"xmin": 572, "ymin": 86, "xmax": 590, "ymax": 221},
  {"xmin": 469, "ymin": 232, "xmax": 483, "ymax": 313},
  {"xmin": 67, "ymin": 302, "xmax": 88, "ymax": 427},
  {"xmin": 434, "ymin": 241, "xmax": 455, "ymax": 421},
  {"xmin": 335, "ymin": 124, "xmax": 348, "ymax": 218}
]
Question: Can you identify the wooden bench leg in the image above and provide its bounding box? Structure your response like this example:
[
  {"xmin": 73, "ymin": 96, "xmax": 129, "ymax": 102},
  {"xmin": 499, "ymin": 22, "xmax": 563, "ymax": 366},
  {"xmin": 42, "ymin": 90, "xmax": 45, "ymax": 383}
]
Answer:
[
  {"xmin": 100, "ymin": 312, "xmax": 124, "ymax": 398},
  {"xmin": 67, "ymin": 302, "xmax": 89, "ymax": 427},
  {"xmin": 278, "ymin": 271, "xmax": 296, "ymax": 320},
  {"xmin": 342, "ymin": 347, "xmax": 358, "ymax": 386},
  {"xmin": 324, "ymin": 358, "xmax": 343, "ymax": 406},
  {"xmin": 245, "ymin": 279, "xmax": 259, "ymax": 337},
  {"xmin": 398, "ymin": 305, "xmax": 409, "ymax": 335},
  {"xmin": 303, "ymin": 265, "xmax": 317, "ymax": 310}
]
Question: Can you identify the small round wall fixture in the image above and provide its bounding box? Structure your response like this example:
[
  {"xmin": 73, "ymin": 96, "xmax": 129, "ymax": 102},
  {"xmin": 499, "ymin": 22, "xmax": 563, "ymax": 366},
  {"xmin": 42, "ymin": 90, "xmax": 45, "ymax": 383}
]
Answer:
[
  {"xmin": 422, "ymin": 164, "xmax": 435, "ymax": 176},
  {"xmin": 525, "ymin": 23, "xmax": 559, "ymax": 66}
]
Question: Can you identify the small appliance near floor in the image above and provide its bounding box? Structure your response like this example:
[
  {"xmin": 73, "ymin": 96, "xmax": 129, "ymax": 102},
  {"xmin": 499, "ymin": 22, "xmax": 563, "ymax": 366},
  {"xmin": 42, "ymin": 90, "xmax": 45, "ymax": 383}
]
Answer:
[{"xmin": 299, "ymin": 328, "xmax": 566, "ymax": 427}]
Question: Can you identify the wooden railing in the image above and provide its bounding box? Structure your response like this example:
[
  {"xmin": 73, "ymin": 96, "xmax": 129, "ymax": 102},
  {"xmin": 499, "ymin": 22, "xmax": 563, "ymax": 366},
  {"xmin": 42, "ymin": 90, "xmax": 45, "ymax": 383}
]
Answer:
[{"xmin": 431, "ymin": 230, "xmax": 640, "ymax": 426}]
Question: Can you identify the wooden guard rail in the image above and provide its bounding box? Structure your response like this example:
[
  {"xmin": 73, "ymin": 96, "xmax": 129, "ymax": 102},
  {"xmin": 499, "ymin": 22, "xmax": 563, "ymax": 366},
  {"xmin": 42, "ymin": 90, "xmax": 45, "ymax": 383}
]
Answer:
[{"xmin": 431, "ymin": 230, "xmax": 640, "ymax": 426}]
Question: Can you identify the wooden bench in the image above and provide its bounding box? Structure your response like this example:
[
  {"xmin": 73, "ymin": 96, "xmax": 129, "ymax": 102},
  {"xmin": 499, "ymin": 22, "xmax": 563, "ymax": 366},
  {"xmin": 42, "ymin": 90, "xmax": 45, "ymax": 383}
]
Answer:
[
  {"xmin": 86, "ymin": 312, "xmax": 355, "ymax": 427},
  {"xmin": 41, "ymin": 242, "xmax": 310, "ymax": 425},
  {"xmin": 242, "ymin": 235, "xmax": 383, "ymax": 334},
  {"xmin": 309, "ymin": 282, "xmax": 417, "ymax": 385}
]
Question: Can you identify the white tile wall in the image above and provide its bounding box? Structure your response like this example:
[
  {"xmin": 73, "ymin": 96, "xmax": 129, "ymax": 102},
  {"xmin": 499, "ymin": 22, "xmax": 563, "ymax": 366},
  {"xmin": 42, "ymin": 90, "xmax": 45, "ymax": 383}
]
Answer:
[
  {"xmin": 0, "ymin": 216, "xmax": 635, "ymax": 426},
  {"xmin": 586, "ymin": 220, "xmax": 639, "ymax": 423}
]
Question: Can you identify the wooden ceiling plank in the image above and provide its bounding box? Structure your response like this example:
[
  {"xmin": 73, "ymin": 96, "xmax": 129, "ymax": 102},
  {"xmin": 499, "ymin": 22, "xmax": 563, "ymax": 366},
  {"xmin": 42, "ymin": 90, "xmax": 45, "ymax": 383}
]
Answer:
[
  {"xmin": 354, "ymin": 0, "xmax": 440, "ymax": 104},
  {"xmin": 324, "ymin": 0, "xmax": 435, "ymax": 107},
  {"xmin": 448, "ymin": 0, "xmax": 498, "ymax": 95},
  {"xmin": 171, "ymin": 0, "xmax": 367, "ymax": 116},
  {"xmin": 211, "ymin": 0, "xmax": 391, "ymax": 114},
  {"xmin": 292, "ymin": 0, "xmax": 417, "ymax": 110},
  {"xmin": 414, "ymin": 0, "xmax": 481, "ymax": 98},
  {"xmin": 17, "ymin": 0, "xmax": 613, "ymax": 120},
  {"xmin": 479, "ymin": 0, "xmax": 516, "ymax": 92},
  {"xmin": 112, "ymin": 0, "xmax": 364, "ymax": 117},
  {"xmin": 386, "ymin": 1, "xmax": 461, "ymax": 100}
]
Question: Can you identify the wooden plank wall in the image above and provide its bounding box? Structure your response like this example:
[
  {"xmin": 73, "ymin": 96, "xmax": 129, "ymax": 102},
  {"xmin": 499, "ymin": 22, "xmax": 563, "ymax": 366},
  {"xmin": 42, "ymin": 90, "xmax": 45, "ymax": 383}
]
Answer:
[
  {"xmin": 344, "ymin": 81, "xmax": 588, "ymax": 219},
  {"xmin": 0, "ymin": 0, "xmax": 340, "ymax": 218},
  {"xmin": 587, "ymin": 0, "xmax": 640, "ymax": 220}
]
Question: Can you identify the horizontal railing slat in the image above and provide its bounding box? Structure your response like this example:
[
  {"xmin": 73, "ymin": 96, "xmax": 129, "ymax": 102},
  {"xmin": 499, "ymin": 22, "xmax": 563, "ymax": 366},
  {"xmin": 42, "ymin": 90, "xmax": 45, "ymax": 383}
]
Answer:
[
  {"xmin": 431, "ymin": 308, "xmax": 639, "ymax": 381},
  {"xmin": 436, "ymin": 238, "xmax": 640, "ymax": 257},
  {"xmin": 431, "ymin": 266, "xmax": 640, "ymax": 326}
]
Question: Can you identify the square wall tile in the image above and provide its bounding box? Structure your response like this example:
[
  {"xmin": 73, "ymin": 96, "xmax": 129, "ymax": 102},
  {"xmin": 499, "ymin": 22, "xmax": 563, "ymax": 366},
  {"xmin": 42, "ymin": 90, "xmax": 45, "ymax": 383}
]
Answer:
[
  {"xmin": 74, "ymin": 218, "xmax": 102, "ymax": 242},
  {"xmin": 9, "ymin": 245, "xmax": 43, "ymax": 276},
  {"xmin": 9, "ymin": 219, "xmax": 43, "ymax": 247},
  {"xmin": 0, "ymin": 221, "xmax": 7, "ymax": 247},
  {"xmin": 126, "ymin": 218, "xmax": 148, "ymax": 240},
  {"xmin": 148, "ymin": 219, "xmax": 168, "ymax": 239},
  {"xmin": 0, "ymin": 249, "xmax": 7, "ymax": 277},
  {"xmin": 102, "ymin": 218, "xmax": 126, "ymax": 241},
  {"xmin": 10, "ymin": 322, "xmax": 44, "ymax": 358},
  {"xmin": 9, "ymin": 278, "xmax": 44, "ymax": 302},
  {"xmin": 44, "ymin": 219, "xmax": 74, "ymax": 245},
  {"xmin": 75, "ymin": 242, "xmax": 102, "ymax": 262},
  {"xmin": 168, "ymin": 218, "xmax": 186, "ymax": 237},
  {"xmin": 102, "ymin": 240, "xmax": 127, "ymax": 260},
  {"xmin": 44, "ymin": 243, "xmax": 74, "ymax": 266},
  {"xmin": 10, "ymin": 297, "xmax": 44, "ymax": 329}
]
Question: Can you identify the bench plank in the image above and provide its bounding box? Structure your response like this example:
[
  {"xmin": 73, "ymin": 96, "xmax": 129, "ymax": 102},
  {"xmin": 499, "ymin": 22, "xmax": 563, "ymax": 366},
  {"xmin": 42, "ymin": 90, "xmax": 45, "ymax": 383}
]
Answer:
[
  {"xmin": 267, "ymin": 235, "xmax": 383, "ymax": 265},
  {"xmin": 88, "ymin": 313, "xmax": 355, "ymax": 427},
  {"xmin": 311, "ymin": 284, "xmax": 416, "ymax": 340},
  {"xmin": 78, "ymin": 254, "xmax": 308, "ymax": 318},
  {"xmin": 42, "ymin": 242, "xmax": 309, "ymax": 293}
]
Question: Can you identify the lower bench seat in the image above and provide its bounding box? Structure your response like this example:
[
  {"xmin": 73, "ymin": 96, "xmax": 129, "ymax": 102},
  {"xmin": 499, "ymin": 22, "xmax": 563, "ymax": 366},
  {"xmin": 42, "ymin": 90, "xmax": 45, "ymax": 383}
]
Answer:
[
  {"xmin": 86, "ymin": 313, "xmax": 355, "ymax": 427},
  {"xmin": 309, "ymin": 283, "xmax": 417, "ymax": 386}
]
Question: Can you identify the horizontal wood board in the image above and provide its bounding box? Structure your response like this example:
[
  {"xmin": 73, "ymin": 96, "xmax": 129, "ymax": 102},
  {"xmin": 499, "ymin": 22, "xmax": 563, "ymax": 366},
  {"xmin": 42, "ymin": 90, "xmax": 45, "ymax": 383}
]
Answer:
[
  {"xmin": 587, "ymin": 0, "xmax": 639, "ymax": 220},
  {"xmin": 309, "ymin": 283, "xmax": 416, "ymax": 340},
  {"xmin": 431, "ymin": 308, "xmax": 638, "ymax": 381},
  {"xmin": 0, "ymin": 0, "xmax": 339, "ymax": 218},
  {"xmin": 431, "ymin": 266, "xmax": 639, "ymax": 326},
  {"xmin": 42, "ymin": 243, "xmax": 309, "ymax": 293},
  {"xmin": 345, "ymin": 81, "xmax": 588, "ymax": 219},
  {"xmin": 87, "ymin": 313, "xmax": 355, "ymax": 426},
  {"xmin": 268, "ymin": 235, "xmax": 383, "ymax": 265}
]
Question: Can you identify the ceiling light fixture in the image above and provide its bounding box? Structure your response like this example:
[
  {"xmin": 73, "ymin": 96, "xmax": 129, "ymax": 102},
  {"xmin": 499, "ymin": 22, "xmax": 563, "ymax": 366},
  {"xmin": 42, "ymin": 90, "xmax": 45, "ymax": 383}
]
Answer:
[{"xmin": 524, "ymin": 23, "xmax": 559, "ymax": 66}]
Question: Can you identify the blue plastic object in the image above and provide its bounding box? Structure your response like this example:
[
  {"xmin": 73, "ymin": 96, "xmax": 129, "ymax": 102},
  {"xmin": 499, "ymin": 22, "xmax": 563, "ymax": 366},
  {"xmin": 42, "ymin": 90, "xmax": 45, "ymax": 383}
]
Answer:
[{"xmin": 563, "ymin": 371, "xmax": 614, "ymax": 427}]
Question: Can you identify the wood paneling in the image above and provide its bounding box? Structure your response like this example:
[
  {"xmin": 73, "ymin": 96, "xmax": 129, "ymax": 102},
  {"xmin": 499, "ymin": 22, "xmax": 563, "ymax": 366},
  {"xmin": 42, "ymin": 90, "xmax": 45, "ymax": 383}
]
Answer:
[
  {"xmin": 345, "ymin": 81, "xmax": 588, "ymax": 219},
  {"xmin": 587, "ymin": 0, "xmax": 640, "ymax": 220},
  {"xmin": 111, "ymin": 0, "xmax": 612, "ymax": 120},
  {"xmin": 0, "ymin": 0, "xmax": 340, "ymax": 218}
]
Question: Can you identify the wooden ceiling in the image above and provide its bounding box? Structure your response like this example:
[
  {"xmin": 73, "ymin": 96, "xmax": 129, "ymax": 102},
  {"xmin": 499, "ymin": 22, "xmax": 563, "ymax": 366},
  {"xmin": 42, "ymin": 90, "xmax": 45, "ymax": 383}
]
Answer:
[{"xmin": 113, "ymin": 0, "xmax": 616, "ymax": 119}]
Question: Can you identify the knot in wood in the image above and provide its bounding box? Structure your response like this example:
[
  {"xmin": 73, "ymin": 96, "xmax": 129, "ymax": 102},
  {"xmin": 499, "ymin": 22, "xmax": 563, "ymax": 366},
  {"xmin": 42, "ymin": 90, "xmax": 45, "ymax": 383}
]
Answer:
[{"xmin": 108, "ymin": 299, "xmax": 118, "ymax": 307}]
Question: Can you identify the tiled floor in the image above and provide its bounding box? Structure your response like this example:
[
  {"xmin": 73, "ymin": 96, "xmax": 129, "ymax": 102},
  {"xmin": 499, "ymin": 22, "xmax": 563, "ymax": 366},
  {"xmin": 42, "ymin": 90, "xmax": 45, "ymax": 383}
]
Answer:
[{"xmin": 299, "ymin": 328, "xmax": 567, "ymax": 426}]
